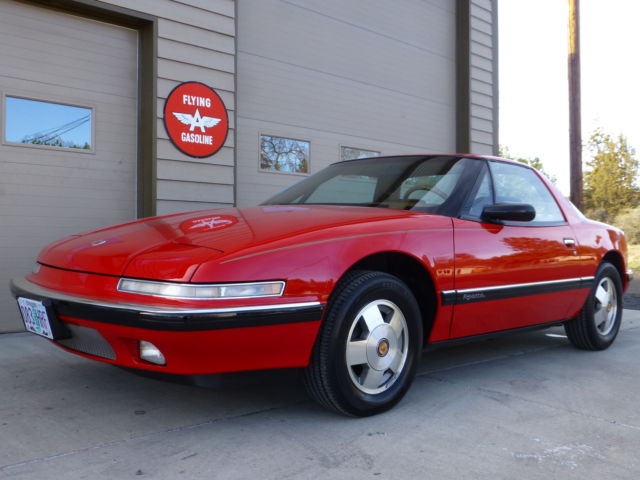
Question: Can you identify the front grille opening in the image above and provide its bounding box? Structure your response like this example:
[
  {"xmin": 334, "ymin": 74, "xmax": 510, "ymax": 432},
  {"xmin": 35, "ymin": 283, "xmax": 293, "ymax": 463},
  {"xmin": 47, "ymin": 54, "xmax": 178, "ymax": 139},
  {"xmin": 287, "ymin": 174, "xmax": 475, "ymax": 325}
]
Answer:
[{"xmin": 56, "ymin": 323, "xmax": 116, "ymax": 360}]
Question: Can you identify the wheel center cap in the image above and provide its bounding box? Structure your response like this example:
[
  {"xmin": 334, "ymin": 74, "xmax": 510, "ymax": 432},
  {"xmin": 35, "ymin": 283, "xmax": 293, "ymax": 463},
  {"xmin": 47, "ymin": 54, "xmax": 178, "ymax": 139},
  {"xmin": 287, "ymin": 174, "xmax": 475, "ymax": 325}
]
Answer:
[{"xmin": 377, "ymin": 338, "xmax": 390, "ymax": 357}]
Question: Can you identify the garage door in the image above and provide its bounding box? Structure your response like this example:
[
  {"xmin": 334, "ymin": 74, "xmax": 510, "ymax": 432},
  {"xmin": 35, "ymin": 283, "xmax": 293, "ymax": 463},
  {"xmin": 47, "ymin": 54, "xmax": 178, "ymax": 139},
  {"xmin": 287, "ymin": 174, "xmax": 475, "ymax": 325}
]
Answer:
[
  {"xmin": 0, "ymin": 1, "xmax": 138, "ymax": 332},
  {"xmin": 236, "ymin": 0, "xmax": 456, "ymax": 206}
]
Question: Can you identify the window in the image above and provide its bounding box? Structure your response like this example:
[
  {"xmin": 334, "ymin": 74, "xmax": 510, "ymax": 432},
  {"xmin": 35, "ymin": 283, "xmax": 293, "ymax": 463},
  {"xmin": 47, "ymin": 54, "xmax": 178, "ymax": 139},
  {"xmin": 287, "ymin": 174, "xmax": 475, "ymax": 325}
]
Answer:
[
  {"xmin": 4, "ymin": 96, "xmax": 92, "ymax": 151},
  {"xmin": 489, "ymin": 161, "xmax": 565, "ymax": 223},
  {"xmin": 340, "ymin": 146, "xmax": 380, "ymax": 161},
  {"xmin": 260, "ymin": 135, "xmax": 310, "ymax": 174}
]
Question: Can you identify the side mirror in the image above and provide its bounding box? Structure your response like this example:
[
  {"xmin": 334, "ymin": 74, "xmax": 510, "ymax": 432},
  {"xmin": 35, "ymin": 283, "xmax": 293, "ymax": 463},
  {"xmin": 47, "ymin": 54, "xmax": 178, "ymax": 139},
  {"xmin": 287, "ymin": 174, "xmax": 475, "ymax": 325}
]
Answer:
[{"xmin": 482, "ymin": 203, "xmax": 536, "ymax": 222}]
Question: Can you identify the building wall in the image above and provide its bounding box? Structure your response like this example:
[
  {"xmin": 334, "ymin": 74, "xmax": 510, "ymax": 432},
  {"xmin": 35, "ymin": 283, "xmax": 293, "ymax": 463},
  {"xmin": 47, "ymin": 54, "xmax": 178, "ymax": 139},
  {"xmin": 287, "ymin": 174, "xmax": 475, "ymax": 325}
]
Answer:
[
  {"xmin": 235, "ymin": 0, "xmax": 458, "ymax": 206},
  {"xmin": 102, "ymin": 0, "xmax": 237, "ymax": 215}
]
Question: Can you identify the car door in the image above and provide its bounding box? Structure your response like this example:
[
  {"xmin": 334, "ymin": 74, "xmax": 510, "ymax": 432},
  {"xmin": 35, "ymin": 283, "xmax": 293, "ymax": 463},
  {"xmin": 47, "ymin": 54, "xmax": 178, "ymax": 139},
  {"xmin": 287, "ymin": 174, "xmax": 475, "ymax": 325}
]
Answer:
[{"xmin": 448, "ymin": 160, "xmax": 584, "ymax": 339}]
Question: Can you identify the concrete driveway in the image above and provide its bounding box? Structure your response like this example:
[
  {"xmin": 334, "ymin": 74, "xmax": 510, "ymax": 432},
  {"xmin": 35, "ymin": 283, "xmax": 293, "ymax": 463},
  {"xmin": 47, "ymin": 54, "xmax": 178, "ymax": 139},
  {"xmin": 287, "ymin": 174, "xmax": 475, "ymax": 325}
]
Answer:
[{"xmin": 2, "ymin": 310, "xmax": 640, "ymax": 480}]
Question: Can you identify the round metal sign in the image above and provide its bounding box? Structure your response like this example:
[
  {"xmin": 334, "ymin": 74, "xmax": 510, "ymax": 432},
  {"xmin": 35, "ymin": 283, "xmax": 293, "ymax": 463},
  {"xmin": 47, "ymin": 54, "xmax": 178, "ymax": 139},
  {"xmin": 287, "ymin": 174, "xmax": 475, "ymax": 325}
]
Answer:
[{"xmin": 163, "ymin": 81, "xmax": 229, "ymax": 158}]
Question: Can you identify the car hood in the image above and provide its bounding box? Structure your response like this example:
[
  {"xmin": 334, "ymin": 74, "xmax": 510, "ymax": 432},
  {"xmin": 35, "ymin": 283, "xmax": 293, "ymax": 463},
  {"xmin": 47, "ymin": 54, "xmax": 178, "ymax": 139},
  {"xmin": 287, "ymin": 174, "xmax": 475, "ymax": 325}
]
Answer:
[{"xmin": 37, "ymin": 205, "xmax": 424, "ymax": 281}]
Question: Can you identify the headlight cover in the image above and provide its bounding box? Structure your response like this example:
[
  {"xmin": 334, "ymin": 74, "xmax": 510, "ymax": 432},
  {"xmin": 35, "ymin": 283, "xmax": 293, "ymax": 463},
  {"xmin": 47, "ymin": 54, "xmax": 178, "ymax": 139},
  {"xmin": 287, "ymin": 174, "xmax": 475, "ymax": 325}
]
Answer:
[{"xmin": 117, "ymin": 279, "xmax": 285, "ymax": 300}]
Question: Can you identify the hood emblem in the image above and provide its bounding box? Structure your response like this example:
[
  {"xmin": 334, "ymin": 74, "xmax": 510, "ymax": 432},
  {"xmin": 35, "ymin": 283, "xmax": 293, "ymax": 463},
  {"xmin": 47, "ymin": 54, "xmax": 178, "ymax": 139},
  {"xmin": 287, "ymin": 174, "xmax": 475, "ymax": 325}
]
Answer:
[
  {"xmin": 180, "ymin": 215, "xmax": 238, "ymax": 234},
  {"xmin": 189, "ymin": 216, "xmax": 233, "ymax": 230}
]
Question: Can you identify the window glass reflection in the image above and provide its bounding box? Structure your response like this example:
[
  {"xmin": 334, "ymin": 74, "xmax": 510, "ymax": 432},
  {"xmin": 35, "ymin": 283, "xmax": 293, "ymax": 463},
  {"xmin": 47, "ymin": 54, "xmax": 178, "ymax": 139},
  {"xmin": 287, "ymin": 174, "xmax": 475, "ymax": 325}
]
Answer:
[
  {"xmin": 490, "ymin": 161, "xmax": 565, "ymax": 222},
  {"xmin": 260, "ymin": 135, "xmax": 309, "ymax": 174},
  {"xmin": 4, "ymin": 96, "xmax": 92, "ymax": 150},
  {"xmin": 341, "ymin": 146, "xmax": 380, "ymax": 161}
]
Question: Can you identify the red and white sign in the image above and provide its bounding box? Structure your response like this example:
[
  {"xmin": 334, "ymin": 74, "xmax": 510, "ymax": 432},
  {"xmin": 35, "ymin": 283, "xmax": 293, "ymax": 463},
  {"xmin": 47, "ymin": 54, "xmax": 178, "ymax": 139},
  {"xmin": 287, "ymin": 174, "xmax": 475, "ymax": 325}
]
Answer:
[{"xmin": 163, "ymin": 81, "xmax": 229, "ymax": 158}]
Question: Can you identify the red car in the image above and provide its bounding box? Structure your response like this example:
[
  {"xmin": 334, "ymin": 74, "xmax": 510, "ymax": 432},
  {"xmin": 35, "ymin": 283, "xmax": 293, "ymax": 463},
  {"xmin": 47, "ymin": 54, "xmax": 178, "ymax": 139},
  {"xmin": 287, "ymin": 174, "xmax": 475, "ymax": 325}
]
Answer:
[{"xmin": 11, "ymin": 155, "xmax": 633, "ymax": 416}]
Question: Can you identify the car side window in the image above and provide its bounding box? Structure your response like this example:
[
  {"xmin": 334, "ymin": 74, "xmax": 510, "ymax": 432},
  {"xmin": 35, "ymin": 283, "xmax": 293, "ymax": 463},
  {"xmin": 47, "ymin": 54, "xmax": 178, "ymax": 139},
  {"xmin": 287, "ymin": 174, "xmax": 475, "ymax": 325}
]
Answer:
[{"xmin": 489, "ymin": 161, "xmax": 565, "ymax": 223}]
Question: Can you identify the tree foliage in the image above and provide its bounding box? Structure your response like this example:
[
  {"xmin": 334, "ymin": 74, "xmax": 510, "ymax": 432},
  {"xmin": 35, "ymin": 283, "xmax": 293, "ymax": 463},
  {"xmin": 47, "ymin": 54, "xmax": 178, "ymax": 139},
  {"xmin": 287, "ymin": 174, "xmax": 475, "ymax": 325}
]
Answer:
[
  {"xmin": 498, "ymin": 145, "xmax": 557, "ymax": 183},
  {"xmin": 583, "ymin": 130, "xmax": 639, "ymax": 221}
]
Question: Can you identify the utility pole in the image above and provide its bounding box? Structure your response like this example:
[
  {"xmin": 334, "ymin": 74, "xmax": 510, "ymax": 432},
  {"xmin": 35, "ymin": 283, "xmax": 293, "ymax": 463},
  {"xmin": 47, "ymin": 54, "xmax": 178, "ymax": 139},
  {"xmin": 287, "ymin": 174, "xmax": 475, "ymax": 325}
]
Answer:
[{"xmin": 568, "ymin": 0, "xmax": 583, "ymax": 209}]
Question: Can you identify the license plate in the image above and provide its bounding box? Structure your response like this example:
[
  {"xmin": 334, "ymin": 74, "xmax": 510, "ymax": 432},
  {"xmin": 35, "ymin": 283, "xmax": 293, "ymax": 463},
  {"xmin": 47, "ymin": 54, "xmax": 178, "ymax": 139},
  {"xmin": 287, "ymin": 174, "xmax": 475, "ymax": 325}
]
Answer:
[{"xmin": 17, "ymin": 297, "xmax": 54, "ymax": 339}]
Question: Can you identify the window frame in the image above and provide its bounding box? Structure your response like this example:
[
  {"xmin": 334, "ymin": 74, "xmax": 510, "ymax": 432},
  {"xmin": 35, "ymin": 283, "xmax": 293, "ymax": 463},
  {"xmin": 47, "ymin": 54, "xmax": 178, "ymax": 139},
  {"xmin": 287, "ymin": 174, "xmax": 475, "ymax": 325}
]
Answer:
[
  {"xmin": 258, "ymin": 133, "xmax": 311, "ymax": 176},
  {"xmin": 2, "ymin": 93, "xmax": 96, "ymax": 154}
]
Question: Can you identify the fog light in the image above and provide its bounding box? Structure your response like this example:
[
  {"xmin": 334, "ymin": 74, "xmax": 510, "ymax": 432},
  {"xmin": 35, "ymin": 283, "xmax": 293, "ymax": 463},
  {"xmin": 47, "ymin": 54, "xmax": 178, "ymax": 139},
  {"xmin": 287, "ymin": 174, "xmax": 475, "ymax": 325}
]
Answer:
[{"xmin": 139, "ymin": 341, "xmax": 166, "ymax": 365}]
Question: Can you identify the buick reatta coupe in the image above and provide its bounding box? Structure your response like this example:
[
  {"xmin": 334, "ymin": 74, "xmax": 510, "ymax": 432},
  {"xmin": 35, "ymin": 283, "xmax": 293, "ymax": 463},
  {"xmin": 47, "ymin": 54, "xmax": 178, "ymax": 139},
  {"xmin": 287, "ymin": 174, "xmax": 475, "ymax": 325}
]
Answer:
[{"xmin": 11, "ymin": 155, "xmax": 633, "ymax": 416}]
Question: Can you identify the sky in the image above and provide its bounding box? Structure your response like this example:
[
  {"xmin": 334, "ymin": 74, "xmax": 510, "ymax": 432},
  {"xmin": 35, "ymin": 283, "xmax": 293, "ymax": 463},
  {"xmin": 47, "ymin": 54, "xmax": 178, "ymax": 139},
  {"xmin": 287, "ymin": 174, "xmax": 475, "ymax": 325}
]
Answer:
[
  {"xmin": 499, "ymin": 0, "xmax": 640, "ymax": 194},
  {"xmin": 4, "ymin": 96, "xmax": 92, "ymax": 147}
]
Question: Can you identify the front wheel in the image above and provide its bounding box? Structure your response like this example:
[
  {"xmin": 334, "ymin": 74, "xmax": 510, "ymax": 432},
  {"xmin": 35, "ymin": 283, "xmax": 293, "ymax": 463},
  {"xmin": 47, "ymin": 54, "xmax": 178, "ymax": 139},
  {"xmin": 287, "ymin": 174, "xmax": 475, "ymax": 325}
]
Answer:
[
  {"xmin": 564, "ymin": 262, "xmax": 623, "ymax": 350},
  {"xmin": 304, "ymin": 270, "xmax": 423, "ymax": 416}
]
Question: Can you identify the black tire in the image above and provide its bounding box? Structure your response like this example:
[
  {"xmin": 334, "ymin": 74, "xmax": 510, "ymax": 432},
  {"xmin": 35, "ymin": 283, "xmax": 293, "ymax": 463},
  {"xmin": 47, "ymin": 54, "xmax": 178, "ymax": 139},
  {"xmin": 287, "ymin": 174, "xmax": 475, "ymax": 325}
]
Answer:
[
  {"xmin": 564, "ymin": 262, "xmax": 623, "ymax": 350},
  {"xmin": 304, "ymin": 270, "xmax": 423, "ymax": 416}
]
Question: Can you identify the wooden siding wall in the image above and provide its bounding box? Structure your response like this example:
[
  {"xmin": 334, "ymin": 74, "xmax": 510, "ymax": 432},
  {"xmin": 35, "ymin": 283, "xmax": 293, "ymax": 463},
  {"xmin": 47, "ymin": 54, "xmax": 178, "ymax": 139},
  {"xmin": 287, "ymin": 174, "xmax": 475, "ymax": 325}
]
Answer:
[
  {"xmin": 468, "ymin": 0, "xmax": 497, "ymax": 155},
  {"xmin": 103, "ymin": 0, "xmax": 236, "ymax": 214}
]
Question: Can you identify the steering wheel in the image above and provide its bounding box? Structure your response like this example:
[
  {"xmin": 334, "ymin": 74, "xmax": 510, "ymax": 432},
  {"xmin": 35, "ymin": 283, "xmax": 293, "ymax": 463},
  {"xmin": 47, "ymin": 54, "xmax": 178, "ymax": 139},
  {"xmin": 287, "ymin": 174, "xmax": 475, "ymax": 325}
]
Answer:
[{"xmin": 402, "ymin": 185, "xmax": 448, "ymax": 202}]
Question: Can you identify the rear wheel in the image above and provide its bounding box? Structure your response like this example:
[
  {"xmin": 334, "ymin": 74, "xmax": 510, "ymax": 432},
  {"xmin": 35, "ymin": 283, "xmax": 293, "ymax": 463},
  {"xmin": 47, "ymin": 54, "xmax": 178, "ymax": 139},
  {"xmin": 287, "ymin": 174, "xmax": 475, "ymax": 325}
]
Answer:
[
  {"xmin": 564, "ymin": 262, "xmax": 622, "ymax": 350},
  {"xmin": 304, "ymin": 270, "xmax": 423, "ymax": 416}
]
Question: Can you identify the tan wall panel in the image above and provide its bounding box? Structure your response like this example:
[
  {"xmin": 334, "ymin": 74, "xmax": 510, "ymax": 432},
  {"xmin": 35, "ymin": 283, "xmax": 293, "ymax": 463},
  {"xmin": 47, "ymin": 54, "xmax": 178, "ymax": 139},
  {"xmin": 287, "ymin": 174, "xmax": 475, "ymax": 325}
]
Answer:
[
  {"xmin": 157, "ymin": 160, "xmax": 234, "ymax": 185},
  {"xmin": 158, "ymin": 60, "xmax": 235, "ymax": 92},
  {"xmin": 469, "ymin": 0, "xmax": 497, "ymax": 155},
  {"xmin": 157, "ymin": 141, "xmax": 234, "ymax": 166},
  {"xmin": 172, "ymin": 0, "xmax": 235, "ymax": 18},
  {"xmin": 158, "ymin": 19, "xmax": 235, "ymax": 55},
  {"xmin": 157, "ymin": 180, "xmax": 233, "ymax": 203},
  {"xmin": 156, "ymin": 200, "xmax": 231, "ymax": 215},
  {"xmin": 158, "ymin": 38, "xmax": 235, "ymax": 74}
]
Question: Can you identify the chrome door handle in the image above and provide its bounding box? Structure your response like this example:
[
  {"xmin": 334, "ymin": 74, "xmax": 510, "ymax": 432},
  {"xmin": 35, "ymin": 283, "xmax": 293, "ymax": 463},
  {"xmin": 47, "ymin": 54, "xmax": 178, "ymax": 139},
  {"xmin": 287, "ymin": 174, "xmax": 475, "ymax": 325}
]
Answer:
[{"xmin": 563, "ymin": 238, "xmax": 576, "ymax": 247}]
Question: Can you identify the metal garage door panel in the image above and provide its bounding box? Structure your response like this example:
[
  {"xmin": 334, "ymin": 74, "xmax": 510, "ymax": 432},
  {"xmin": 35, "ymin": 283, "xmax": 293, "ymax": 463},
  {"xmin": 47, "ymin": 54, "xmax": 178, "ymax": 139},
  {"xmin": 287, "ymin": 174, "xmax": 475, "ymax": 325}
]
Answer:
[
  {"xmin": 0, "ymin": 1, "xmax": 138, "ymax": 332},
  {"xmin": 235, "ymin": 0, "xmax": 457, "ymax": 206}
]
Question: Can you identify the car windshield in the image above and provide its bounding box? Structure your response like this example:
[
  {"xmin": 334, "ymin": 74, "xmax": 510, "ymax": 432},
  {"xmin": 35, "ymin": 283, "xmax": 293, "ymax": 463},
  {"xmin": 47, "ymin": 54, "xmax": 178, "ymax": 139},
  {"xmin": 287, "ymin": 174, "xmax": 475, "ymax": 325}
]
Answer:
[{"xmin": 263, "ymin": 155, "xmax": 479, "ymax": 214}]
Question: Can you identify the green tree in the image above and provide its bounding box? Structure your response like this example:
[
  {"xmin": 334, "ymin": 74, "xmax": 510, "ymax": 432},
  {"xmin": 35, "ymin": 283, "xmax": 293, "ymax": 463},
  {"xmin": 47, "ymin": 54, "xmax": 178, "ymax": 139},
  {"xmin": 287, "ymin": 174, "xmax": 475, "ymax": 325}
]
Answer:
[
  {"xmin": 498, "ymin": 145, "xmax": 557, "ymax": 183},
  {"xmin": 584, "ymin": 129, "xmax": 639, "ymax": 221}
]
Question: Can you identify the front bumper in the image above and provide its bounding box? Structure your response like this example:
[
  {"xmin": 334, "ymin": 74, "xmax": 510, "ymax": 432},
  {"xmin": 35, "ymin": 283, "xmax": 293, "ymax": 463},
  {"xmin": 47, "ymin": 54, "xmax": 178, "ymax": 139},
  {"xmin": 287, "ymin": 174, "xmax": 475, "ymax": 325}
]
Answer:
[{"xmin": 11, "ymin": 277, "xmax": 325, "ymax": 374}]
